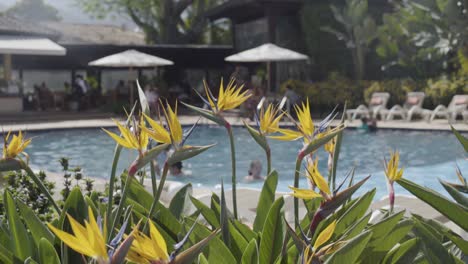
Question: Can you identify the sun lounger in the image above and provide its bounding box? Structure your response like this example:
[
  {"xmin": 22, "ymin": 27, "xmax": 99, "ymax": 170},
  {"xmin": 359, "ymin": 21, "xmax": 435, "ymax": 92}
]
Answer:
[
  {"xmin": 385, "ymin": 92, "xmax": 429, "ymax": 121},
  {"xmin": 346, "ymin": 92, "xmax": 390, "ymax": 120},
  {"xmin": 429, "ymin": 94, "xmax": 468, "ymax": 122}
]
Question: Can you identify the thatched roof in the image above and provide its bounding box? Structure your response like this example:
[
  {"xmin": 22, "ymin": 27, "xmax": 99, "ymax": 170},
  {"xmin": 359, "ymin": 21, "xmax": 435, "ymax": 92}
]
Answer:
[
  {"xmin": 41, "ymin": 22, "xmax": 146, "ymax": 45},
  {"xmin": 0, "ymin": 14, "xmax": 59, "ymax": 38}
]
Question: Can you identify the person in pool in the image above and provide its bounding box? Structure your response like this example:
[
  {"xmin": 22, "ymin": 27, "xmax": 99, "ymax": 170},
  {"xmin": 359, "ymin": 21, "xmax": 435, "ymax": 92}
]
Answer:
[
  {"xmin": 170, "ymin": 162, "xmax": 184, "ymax": 177},
  {"xmin": 244, "ymin": 160, "xmax": 265, "ymax": 182}
]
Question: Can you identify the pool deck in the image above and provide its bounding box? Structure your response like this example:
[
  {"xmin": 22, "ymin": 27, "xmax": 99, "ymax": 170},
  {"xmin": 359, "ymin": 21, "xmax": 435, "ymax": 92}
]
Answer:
[{"xmin": 1, "ymin": 114, "xmax": 468, "ymax": 132}]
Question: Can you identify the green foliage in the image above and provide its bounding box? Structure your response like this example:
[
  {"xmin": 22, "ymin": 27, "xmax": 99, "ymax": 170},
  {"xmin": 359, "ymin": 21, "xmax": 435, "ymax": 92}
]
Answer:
[
  {"xmin": 424, "ymin": 73, "xmax": 468, "ymax": 106},
  {"xmin": 2, "ymin": 170, "xmax": 55, "ymax": 221},
  {"xmin": 76, "ymin": 0, "xmax": 226, "ymax": 44},
  {"xmin": 363, "ymin": 79, "xmax": 419, "ymax": 106},
  {"xmin": 1, "ymin": 102, "xmax": 468, "ymax": 263},
  {"xmin": 321, "ymin": 0, "xmax": 378, "ymax": 80},
  {"xmin": 280, "ymin": 73, "xmax": 371, "ymax": 110},
  {"xmin": 6, "ymin": 0, "xmax": 61, "ymax": 22},
  {"xmin": 376, "ymin": 0, "xmax": 468, "ymax": 78}
]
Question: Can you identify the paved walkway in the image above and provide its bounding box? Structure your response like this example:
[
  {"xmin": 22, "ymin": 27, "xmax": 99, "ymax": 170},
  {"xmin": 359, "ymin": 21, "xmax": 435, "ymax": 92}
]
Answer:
[{"xmin": 1, "ymin": 115, "xmax": 467, "ymax": 133}]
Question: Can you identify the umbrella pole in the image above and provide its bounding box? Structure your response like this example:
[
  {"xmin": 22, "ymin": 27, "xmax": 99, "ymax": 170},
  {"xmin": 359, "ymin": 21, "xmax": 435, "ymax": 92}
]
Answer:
[
  {"xmin": 267, "ymin": 61, "xmax": 271, "ymax": 94},
  {"xmin": 129, "ymin": 67, "xmax": 134, "ymax": 107}
]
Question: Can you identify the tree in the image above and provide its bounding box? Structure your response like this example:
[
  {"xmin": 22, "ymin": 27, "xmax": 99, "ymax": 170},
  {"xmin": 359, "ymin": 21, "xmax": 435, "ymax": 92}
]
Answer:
[
  {"xmin": 76, "ymin": 0, "xmax": 227, "ymax": 44},
  {"xmin": 6, "ymin": 0, "xmax": 61, "ymax": 22},
  {"xmin": 376, "ymin": 0, "xmax": 468, "ymax": 78},
  {"xmin": 321, "ymin": 0, "xmax": 377, "ymax": 80}
]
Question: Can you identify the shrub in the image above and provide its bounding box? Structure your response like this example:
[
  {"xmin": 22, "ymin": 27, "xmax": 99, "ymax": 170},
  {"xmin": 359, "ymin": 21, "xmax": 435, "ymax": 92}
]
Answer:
[
  {"xmin": 281, "ymin": 72, "xmax": 369, "ymax": 112},
  {"xmin": 425, "ymin": 73, "xmax": 468, "ymax": 107}
]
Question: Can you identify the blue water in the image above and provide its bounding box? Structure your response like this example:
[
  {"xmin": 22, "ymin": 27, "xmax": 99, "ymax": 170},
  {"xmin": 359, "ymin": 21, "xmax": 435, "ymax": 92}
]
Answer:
[{"xmin": 10, "ymin": 126, "xmax": 468, "ymax": 200}]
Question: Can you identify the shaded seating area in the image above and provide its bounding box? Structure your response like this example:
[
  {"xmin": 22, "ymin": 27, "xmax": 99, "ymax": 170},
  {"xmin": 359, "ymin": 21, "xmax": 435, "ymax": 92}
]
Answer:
[
  {"xmin": 346, "ymin": 92, "xmax": 390, "ymax": 120},
  {"xmin": 384, "ymin": 92, "xmax": 429, "ymax": 121}
]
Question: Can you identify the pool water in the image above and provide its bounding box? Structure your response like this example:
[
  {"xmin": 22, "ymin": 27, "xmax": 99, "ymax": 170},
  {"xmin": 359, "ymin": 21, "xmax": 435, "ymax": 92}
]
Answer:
[{"xmin": 12, "ymin": 126, "xmax": 468, "ymax": 199}]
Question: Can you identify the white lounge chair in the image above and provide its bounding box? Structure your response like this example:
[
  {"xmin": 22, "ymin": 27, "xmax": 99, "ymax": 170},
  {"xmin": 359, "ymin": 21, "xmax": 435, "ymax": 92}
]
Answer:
[
  {"xmin": 346, "ymin": 92, "xmax": 390, "ymax": 120},
  {"xmin": 385, "ymin": 92, "xmax": 429, "ymax": 121},
  {"xmin": 430, "ymin": 95, "xmax": 468, "ymax": 122}
]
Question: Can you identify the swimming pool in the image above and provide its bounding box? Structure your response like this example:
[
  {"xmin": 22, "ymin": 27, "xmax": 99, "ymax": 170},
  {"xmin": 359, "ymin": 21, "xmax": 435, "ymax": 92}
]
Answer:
[{"xmin": 13, "ymin": 126, "xmax": 468, "ymax": 199}]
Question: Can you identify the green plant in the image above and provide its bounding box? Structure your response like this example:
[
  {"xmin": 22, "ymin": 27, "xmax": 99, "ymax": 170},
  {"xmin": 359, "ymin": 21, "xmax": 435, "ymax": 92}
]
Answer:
[
  {"xmin": 0, "ymin": 77, "xmax": 467, "ymax": 263},
  {"xmin": 1, "ymin": 170, "xmax": 55, "ymax": 221},
  {"xmin": 425, "ymin": 73, "xmax": 468, "ymax": 107},
  {"xmin": 321, "ymin": 0, "xmax": 378, "ymax": 80}
]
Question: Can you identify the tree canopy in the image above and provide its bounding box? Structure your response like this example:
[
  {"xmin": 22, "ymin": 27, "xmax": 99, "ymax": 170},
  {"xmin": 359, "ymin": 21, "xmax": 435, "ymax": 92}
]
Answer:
[
  {"xmin": 76, "ymin": 0, "xmax": 228, "ymax": 44},
  {"xmin": 6, "ymin": 0, "xmax": 61, "ymax": 22}
]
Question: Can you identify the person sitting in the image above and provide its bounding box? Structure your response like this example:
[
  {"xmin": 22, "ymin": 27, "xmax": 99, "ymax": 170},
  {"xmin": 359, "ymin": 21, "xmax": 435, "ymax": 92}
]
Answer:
[{"xmin": 244, "ymin": 160, "xmax": 265, "ymax": 182}]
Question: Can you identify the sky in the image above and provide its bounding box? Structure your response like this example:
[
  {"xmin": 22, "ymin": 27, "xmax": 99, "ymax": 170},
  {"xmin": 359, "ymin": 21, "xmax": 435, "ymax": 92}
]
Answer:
[{"xmin": 0, "ymin": 0, "xmax": 137, "ymax": 28}]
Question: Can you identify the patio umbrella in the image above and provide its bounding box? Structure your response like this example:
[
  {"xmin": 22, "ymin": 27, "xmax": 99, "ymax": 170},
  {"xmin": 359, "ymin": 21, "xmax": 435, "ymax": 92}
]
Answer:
[
  {"xmin": 225, "ymin": 43, "xmax": 308, "ymax": 92},
  {"xmin": 88, "ymin": 49, "xmax": 174, "ymax": 105}
]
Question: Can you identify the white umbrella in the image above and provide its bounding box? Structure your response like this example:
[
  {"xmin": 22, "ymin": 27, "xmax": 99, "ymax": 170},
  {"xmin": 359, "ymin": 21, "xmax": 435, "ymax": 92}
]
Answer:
[
  {"xmin": 89, "ymin": 49, "xmax": 173, "ymax": 67},
  {"xmin": 88, "ymin": 49, "xmax": 174, "ymax": 105},
  {"xmin": 225, "ymin": 43, "xmax": 308, "ymax": 91}
]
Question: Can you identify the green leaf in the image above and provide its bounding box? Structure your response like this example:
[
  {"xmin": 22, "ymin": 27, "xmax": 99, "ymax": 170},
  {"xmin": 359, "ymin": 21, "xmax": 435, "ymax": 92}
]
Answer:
[
  {"xmin": 360, "ymin": 217, "xmax": 413, "ymax": 263},
  {"xmin": 231, "ymin": 220, "xmax": 257, "ymax": 242},
  {"xmin": 137, "ymin": 80, "xmax": 150, "ymax": 115},
  {"xmin": 382, "ymin": 238, "xmax": 419, "ymax": 264},
  {"xmin": 366, "ymin": 211, "xmax": 405, "ymax": 246},
  {"xmin": 0, "ymin": 159, "xmax": 21, "ymax": 172},
  {"xmin": 440, "ymin": 180, "xmax": 468, "ymax": 207},
  {"xmin": 198, "ymin": 254, "xmax": 209, "ymax": 264},
  {"xmin": 334, "ymin": 189, "xmax": 375, "ymax": 237},
  {"xmin": 284, "ymin": 219, "xmax": 307, "ymax": 252},
  {"xmin": 173, "ymin": 229, "xmax": 220, "ymax": 264},
  {"xmin": 127, "ymin": 178, "xmax": 181, "ymax": 238},
  {"xmin": 134, "ymin": 143, "xmax": 170, "ymax": 172},
  {"xmin": 241, "ymin": 239, "xmax": 259, "ymax": 264},
  {"xmin": 57, "ymin": 187, "xmax": 88, "ymax": 263},
  {"xmin": 244, "ymin": 122, "xmax": 268, "ymax": 151},
  {"xmin": 451, "ymin": 126, "xmax": 468, "ymax": 152},
  {"xmin": 341, "ymin": 213, "xmax": 372, "ymax": 240},
  {"xmin": 190, "ymin": 196, "xmax": 220, "ymax": 228},
  {"xmin": 302, "ymin": 127, "xmax": 344, "ymax": 157},
  {"xmin": 397, "ymin": 178, "xmax": 468, "ymax": 231},
  {"xmin": 170, "ymin": 184, "xmax": 193, "ymax": 220},
  {"xmin": 330, "ymin": 104, "xmax": 346, "ymax": 189},
  {"xmin": 183, "ymin": 219, "xmax": 236, "ymax": 264},
  {"xmin": 181, "ymin": 102, "xmax": 226, "ymax": 126},
  {"xmin": 167, "ymin": 144, "xmax": 216, "ymax": 165},
  {"xmin": 413, "ymin": 218, "xmax": 458, "ymax": 264},
  {"xmin": 253, "ymin": 170, "xmax": 278, "ymax": 232},
  {"xmin": 220, "ymin": 182, "xmax": 230, "ymax": 247},
  {"xmin": 413, "ymin": 214, "xmax": 468, "ymax": 255},
  {"xmin": 228, "ymin": 222, "xmax": 249, "ymax": 261},
  {"xmin": 16, "ymin": 200, "xmax": 54, "ymax": 245},
  {"xmin": 259, "ymin": 197, "xmax": 285, "ymax": 264},
  {"xmin": 324, "ymin": 230, "xmax": 373, "ymax": 264},
  {"xmin": 4, "ymin": 192, "xmax": 32, "ymax": 261},
  {"xmin": 38, "ymin": 238, "xmax": 60, "ymax": 264},
  {"xmin": 0, "ymin": 241, "xmax": 13, "ymax": 264}
]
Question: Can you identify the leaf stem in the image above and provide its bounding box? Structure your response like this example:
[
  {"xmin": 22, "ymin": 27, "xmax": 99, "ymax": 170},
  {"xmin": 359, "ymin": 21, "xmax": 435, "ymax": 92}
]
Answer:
[
  {"xmin": 226, "ymin": 123, "xmax": 238, "ymax": 219},
  {"xmin": 21, "ymin": 161, "xmax": 61, "ymax": 214},
  {"xmin": 266, "ymin": 145, "xmax": 272, "ymax": 176},
  {"xmin": 293, "ymin": 154, "xmax": 303, "ymax": 228},
  {"xmin": 144, "ymin": 162, "xmax": 169, "ymax": 232},
  {"xmin": 110, "ymin": 160, "xmax": 136, "ymax": 239},
  {"xmin": 106, "ymin": 145, "xmax": 122, "ymax": 240}
]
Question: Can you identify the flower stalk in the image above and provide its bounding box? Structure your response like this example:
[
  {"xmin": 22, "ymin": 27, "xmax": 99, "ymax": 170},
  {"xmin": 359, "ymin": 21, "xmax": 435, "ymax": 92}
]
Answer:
[{"xmin": 226, "ymin": 123, "xmax": 238, "ymax": 219}]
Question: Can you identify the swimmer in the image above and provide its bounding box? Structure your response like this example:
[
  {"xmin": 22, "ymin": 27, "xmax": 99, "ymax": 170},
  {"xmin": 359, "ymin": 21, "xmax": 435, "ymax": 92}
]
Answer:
[
  {"xmin": 170, "ymin": 162, "xmax": 184, "ymax": 177},
  {"xmin": 244, "ymin": 160, "xmax": 265, "ymax": 182}
]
